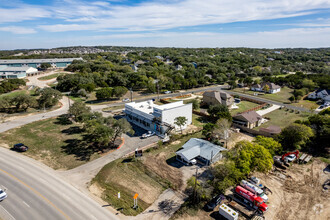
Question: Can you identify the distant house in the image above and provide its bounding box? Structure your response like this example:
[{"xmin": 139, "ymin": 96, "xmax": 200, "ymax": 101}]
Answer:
[
  {"xmin": 203, "ymin": 91, "xmax": 234, "ymax": 107},
  {"xmin": 233, "ymin": 111, "xmax": 263, "ymax": 129},
  {"xmin": 176, "ymin": 138, "xmax": 227, "ymax": 166},
  {"xmin": 308, "ymin": 89, "xmax": 330, "ymax": 100},
  {"xmin": 175, "ymin": 65, "xmax": 183, "ymax": 70},
  {"xmin": 134, "ymin": 60, "xmax": 145, "ymax": 66},
  {"xmin": 251, "ymin": 82, "xmax": 281, "ymax": 94},
  {"xmin": 130, "ymin": 65, "xmax": 138, "ymax": 72},
  {"xmin": 122, "ymin": 59, "xmax": 132, "ymax": 64}
]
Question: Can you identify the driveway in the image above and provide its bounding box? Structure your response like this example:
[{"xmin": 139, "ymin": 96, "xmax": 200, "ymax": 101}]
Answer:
[{"xmin": 257, "ymin": 104, "xmax": 281, "ymax": 116}]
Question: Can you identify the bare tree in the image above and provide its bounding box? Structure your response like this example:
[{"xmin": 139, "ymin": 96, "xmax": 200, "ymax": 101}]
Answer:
[{"xmin": 212, "ymin": 118, "xmax": 231, "ymax": 147}]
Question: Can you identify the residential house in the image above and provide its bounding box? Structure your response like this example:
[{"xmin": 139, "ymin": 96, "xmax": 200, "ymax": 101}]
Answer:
[
  {"xmin": 203, "ymin": 91, "xmax": 234, "ymax": 107},
  {"xmin": 175, "ymin": 65, "xmax": 183, "ymax": 71},
  {"xmin": 308, "ymin": 89, "xmax": 330, "ymax": 100},
  {"xmin": 251, "ymin": 82, "xmax": 281, "ymax": 94},
  {"xmin": 130, "ymin": 65, "xmax": 138, "ymax": 72},
  {"xmin": 176, "ymin": 138, "xmax": 227, "ymax": 166},
  {"xmin": 124, "ymin": 100, "xmax": 192, "ymax": 137},
  {"xmin": 0, "ymin": 66, "xmax": 38, "ymax": 79},
  {"xmin": 233, "ymin": 111, "xmax": 263, "ymax": 129}
]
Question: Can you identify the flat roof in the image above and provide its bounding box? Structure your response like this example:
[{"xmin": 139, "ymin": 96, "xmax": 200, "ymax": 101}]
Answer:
[
  {"xmin": 125, "ymin": 100, "xmax": 156, "ymax": 114},
  {"xmin": 0, "ymin": 66, "xmax": 37, "ymax": 72},
  {"xmin": 154, "ymin": 101, "xmax": 184, "ymax": 110},
  {"xmin": 0, "ymin": 58, "xmax": 83, "ymax": 64}
]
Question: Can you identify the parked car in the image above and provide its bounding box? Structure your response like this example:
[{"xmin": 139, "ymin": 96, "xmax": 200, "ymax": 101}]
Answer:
[
  {"xmin": 0, "ymin": 188, "xmax": 7, "ymax": 201},
  {"xmin": 141, "ymin": 131, "xmax": 155, "ymax": 139},
  {"xmin": 204, "ymin": 194, "xmax": 225, "ymax": 211},
  {"xmin": 234, "ymin": 98, "xmax": 241, "ymax": 103},
  {"xmin": 190, "ymin": 159, "xmax": 197, "ymax": 165},
  {"xmin": 122, "ymin": 98, "xmax": 130, "ymax": 102},
  {"xmin": 164, "ymin": 91, "xmax": 172, "ymax": 94},
  {"xmin": 13, "ymin": 143, "xmax": 28, "ymax": 152},
  {"xmin": 285, "ymin": 154, "xmax": 296, "ymax": 162},
  {"xmin": 249, "ymin": 176, "xmax": 261, "ymax": 185}
]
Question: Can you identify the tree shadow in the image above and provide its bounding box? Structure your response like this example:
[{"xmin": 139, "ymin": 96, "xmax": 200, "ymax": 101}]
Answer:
[
  {"xmin": 166, "ymin": 156, "xmax": 184, "ymax": 168},
  {"xmin": 61, "ymin": 139, "xmax": 96, "ymax": 161},
  {"xmin": 158, "ymin": 199, "xmax": 180, "ymax": 214},
  {"xmin": 61, "ymin": 126, "xmax": 84, "ymax": 135},
  {"xmin": 55, "ymin": 114, "xmax": 72, "ymax": 125}
]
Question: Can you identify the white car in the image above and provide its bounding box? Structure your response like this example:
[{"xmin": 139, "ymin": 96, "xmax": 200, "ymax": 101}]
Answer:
[
  {"xmin": 190, "ymin": 159, "xmax": 197, "ymax": 165},
  {"xmin": 141, "ymin": 131, "xmax": 155, "ymax": 139},
  {"xmin": 164, "ymin": 91, "xmax": 172, "ymax": 94},
  {"xmin": 122, "ymin": 98, "xmax": 130, "ymax": 102},
  {"xmin": 285, "ymin": 154, "xmax": 296, "ymax": 162},
  {"xmin": 0, "ymin": 188, "xmax": 7, "ymax": 201}
]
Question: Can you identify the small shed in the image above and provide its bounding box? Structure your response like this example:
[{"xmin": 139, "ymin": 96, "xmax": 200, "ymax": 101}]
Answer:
[{"xmin": 176, "ymin": 138, "xmax": 227, "ymax": 166}]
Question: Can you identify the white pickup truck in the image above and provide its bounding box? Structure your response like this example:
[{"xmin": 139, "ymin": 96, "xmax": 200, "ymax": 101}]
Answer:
[
  {"xmin": 240, "ymin": 180, "xmax": 268, "ymax": 202},
  {"xmin": 0, "ymin": 188, "xmax": 7, "ymax": 201}
]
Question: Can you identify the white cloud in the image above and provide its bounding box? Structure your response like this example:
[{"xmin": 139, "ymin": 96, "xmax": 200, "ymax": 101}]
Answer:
[
  {"xmin": 0, "ymin": 7, "xmax": 50, "ymax": 23},
  {"xmin": 0, "ymin": 26, "xmax": 36, "ymax": 34}
]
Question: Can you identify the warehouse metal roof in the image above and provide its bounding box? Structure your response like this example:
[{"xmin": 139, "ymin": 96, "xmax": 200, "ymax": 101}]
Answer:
[
  {"xmin": 0, "ymin": 58, "xmax": 83, "ymax": 64},
  {"xmin": 176, "ymin": 138, "xmax": 227, "ymax": 162}
]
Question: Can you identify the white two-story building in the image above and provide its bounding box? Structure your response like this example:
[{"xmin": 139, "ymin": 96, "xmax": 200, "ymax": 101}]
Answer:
[{"xmin": 124, "ymin": 100, "xmax": 192, "ymax": 136}]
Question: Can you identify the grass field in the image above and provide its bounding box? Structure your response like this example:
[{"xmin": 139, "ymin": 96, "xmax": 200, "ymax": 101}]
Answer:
[
  {"xmin": 38, "ymin": 73, "xmax": 65, "ymax": 80},
  {"xmin": 230, "ymin": 101, "xmax": 259, "ymax": 116},
  {"xmin": 233, "ymin": 86, "xmax": 293, "ymax": 103},
  {"xmin": 256, "ymin": 108, "xmax": 311, "ymax": 130},
  {"xmin": 0, "ymin": 90, "xmax": 28, "ymax": 99},
  {"xmin": 102, "ymin": 105, "xmax": 125, "ymax": 112},
  {"xmin": 0, "ymin": 117, "xmax": 100, "ymax": 170},
  {"xmin": 93, "ymin": 132, "xmax": 202, "ymax": 216},
  {"xmin": 292, "ymin": 100, "xmax": 319, "ymax": 110}
]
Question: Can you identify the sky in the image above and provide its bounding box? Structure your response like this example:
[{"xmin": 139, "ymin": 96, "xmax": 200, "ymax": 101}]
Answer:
[{"xmin": 0, "ymin": 0, "xmax": 330, "ymax": 50}]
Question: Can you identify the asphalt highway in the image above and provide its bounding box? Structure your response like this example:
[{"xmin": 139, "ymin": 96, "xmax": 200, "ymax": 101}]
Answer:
[{"xmin": 0, "ymin": 148, "xmax": 119, "ymax": 220}]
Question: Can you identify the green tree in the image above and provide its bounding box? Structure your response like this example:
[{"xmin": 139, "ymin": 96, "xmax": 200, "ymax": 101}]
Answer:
[
  {"xmin": 112, "ymin": 86, "xmax": 128, "ymax": 98},
  {"xmin": 254, "ymin": 136, "xmax": 282, "ymax": 156},
  {"xmin": 207, "ymin": 104, "xmax": 232, "ymax": 121},
  {"xmin": 174, "ymin": 116, "xmax": 188, "ymax": 134},
  {"xmin": 38, "ymin": 88, "xmax": 62, "ymax": 108},
  {"xmin": 96, "ymin": 87, "xmax": 113, "ymax": 100},
  {"xmin": 12, "ymin": 94, "xmax": 37, "ymax": 112},
  {"xmin": 186, "ymin": 99, "xmax": 199, "ymax": 110},
  {"xmin": 40, "ymin": 63, "xmax": 51, "ymax": 69},
  {"xmin": 202, "ymin": 123, "xmax": 215, "ymax": 139},
  {"xmin": 68, "ymin": 102, "xmax": 91, "ymax": 122},
  {"xmin": 279, "ymin": 123, "xmax": 314, "ymax": 150},
  {"xmin": 263, "ymin": 84, "xmax": 270, "ymax": 93},
  {"xmin": 109, "ymin": 118, "xmax": 134, "ymax": 146}
]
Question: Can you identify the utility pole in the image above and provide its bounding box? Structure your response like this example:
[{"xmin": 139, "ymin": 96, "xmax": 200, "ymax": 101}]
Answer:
[
  {"xmin": 130, "ymin": 88, "xmax": 133, "ymax": 102},
  {"xmin": 157, "ymin": 82, "xmax": 160, "ymax": 101}
]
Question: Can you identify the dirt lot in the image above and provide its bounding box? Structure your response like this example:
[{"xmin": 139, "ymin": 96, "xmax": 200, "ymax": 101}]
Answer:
[{"xmin": 256, "ymin": 158, "xmax": 330, "ymax": 220}]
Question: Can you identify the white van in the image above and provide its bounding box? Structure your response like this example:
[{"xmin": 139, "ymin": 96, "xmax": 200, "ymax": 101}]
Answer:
[
  {"xmin": 0, "ymin": 188, "xmax": 7, "ymax": 201},
  {"xmin": 240, "ymin": 180, "xmax": 268, "ymax": 202}
]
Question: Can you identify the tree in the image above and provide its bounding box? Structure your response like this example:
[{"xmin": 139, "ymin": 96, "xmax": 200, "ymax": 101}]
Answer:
[
  {"xmin": 228, "ymin": 80, "xmax": 237, "ymax": 89},
  {"xmin": 254, "ymin": 136, "xmax": 282, "ymax": 156},
  {"xmin": 207, "ymin": 104, "xmax": 232, "ymax": 121},
  {"xmin": 202, "ymin": 123, "xmax": 215, "ymax": 139},
  {"xmin": 68, "ymin": 102, "xmax": 91, "ymax": 122},
  {"xmin": 186, "ymin": 99, "xmax": 199, "ymax": 110},
  {"xmin": 211, "ymin": 119, "xmax": 231, "ymax": 146},
  {"xmin": 174, "ymin": 116, "xmax": 188, "ymax": 134},
  {"xmin": 96, "ymin": 87, "xmax": 113, "ymax": 100},
  {"xmin": 40, "ymin": 63, "xmax": 51, "ymax": 69},
  {"xmin": 263, "ymin": 84, "xmax": 270, "ymax": 93},
  {"xmin": 109, "ymin": 118, "xmax": 134, "ymax": 146},
  {"xmin": 112, "ymin": 86, "xmax": 128, "ymax": 98},
  {"xmin": 279, "ymin": 123, "xmax": 314, "ymax": 150},
  {"xmin": 12, "ymin": 94, "xmax": 37, "ymax": 112},
  {"xmin": 38, "ymin": 88, "xmax": 62, "ymax": 108}
]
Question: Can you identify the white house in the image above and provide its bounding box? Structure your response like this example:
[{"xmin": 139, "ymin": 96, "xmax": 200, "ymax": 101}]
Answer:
[
  {"xmin": 124, "ymin": 100, "xmax": 192, "ymax": 136},
  {"xmin": 308, "ymin": 89, "xmax": 330, "ymax": 100},
  {"xmin": 0, "ymin": 66, "xmax": 38, "ymax": 79},
  {"xmin": 251, "ymin": 82, "xmax": 281, "ymax": 94}
]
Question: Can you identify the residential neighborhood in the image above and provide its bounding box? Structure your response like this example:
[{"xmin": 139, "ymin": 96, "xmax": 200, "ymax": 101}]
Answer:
[{"xmin": 0, "ymin": 1, "xmax": 330, "ymax": 219}]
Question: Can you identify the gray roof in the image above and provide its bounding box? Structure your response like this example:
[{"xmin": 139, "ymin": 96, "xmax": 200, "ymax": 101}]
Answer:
[
  {"xmin": 0, "ymin": 66, "xmax": 38, "ymax": 72},
  {"xmin": 0, "ymin": 58, "xmax": 82, "ymax": 64},
  {"xmin": 203, "ymin": 90, "xmax": 234, "ymax": 106},
  {"xmin": 234, "ymin": 111, "xmax": 262, "ymax": 123},
  {"xmin": 176, "ymin": 138, "xmax": 227, "ymax": 161}
]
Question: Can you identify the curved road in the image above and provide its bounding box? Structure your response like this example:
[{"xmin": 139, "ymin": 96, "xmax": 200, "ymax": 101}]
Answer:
[{"xmin": 0, "ymin": 148, "xmax": 119, "ymax": 220}]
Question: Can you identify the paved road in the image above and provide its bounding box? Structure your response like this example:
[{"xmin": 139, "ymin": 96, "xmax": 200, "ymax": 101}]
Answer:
[
  {"xmin": 60, "ymin": 134, "xmax": 160, "ymax": 189},
  {"xmin": 0, "ymin": 148, "xmax": 119, "ymax": 220},
  {"xmin": 0, "ymin": 96, "xmax": 71, "ymax": 133}
]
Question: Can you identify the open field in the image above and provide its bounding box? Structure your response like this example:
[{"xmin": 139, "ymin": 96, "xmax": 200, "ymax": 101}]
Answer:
[
  {"xmin": 256, "ymin": 108, "xmax": 311, "ymax": 130},
  {"xmin": 38, "ymin": 72, "xmax": 65, "ymax": 80},
  {"xmin": 0, "ymin": 117, "xmax": 100, "ymax": 170},
  {"xmin": 233, "ymin": 87, "xmax": 293, "ymax": 103},
  {"xmin": 230, "ymin": 101, "xmax": 259, "ymax": 116},
  {"xmin": 0, "ymin": 90, "xmax": 28, "ymax": 99},
  {"xmin": 92, "ymin": 132, "xmax": 203, "ymax": 216},
  {"xmin": 292, "ymin": 100, "xmax": 319, "ymax": 110}
]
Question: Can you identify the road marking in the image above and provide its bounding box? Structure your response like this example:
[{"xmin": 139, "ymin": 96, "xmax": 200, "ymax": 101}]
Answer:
[
  {"xmin": 0, "ymin": 168, "xmax": 71, "ymax": 220},
  {"xmin": 0, "ymin": 205, "xmax": 16, "ymax": 220},
  {"xmin": 22, "ymin": 201, "xmax": 30, "ymax": 208}
]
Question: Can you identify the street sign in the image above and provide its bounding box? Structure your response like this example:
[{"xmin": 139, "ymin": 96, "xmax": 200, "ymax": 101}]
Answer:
[{"xmin": 133, "ymin": 193, "xmax": 138, "ymax": 199}]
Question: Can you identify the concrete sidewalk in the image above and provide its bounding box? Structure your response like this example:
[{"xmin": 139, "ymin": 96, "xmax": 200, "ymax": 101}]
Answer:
[{"xmin": 257, "ymin": 104, "xmax": 281, "ymax": 116}]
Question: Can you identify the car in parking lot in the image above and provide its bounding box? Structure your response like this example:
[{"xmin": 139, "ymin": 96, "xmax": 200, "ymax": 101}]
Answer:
[
  {"xmin": 141, "ymin": 131, "xmax": 155, "ymax": 138},
  {"xmin": 0, "ymin": 188, "xmax": 7, "ymax": 201},
  {"xmin": 13, "ymin": 143, "xmax": 29, "ymax": 152}
]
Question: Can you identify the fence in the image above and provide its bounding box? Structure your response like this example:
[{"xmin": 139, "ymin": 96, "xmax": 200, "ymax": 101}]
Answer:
[{"xmin": 233, "ymin": 124, "xmax": 275, "ymax": 137}]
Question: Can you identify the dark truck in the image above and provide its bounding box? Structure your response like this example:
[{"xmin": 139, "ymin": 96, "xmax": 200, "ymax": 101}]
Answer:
[{"xmin": 13, "ymin": 143, "xmax": 29, "ymax": 152}]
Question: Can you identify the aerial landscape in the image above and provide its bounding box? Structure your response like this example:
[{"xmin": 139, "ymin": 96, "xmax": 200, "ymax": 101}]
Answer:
[{"xmin": 0, "ymin": 0, "xmax": 329, "ymax": 220}]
